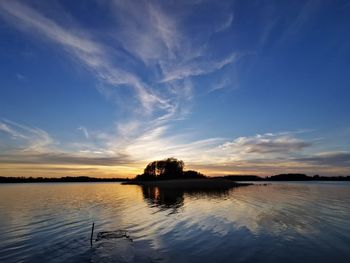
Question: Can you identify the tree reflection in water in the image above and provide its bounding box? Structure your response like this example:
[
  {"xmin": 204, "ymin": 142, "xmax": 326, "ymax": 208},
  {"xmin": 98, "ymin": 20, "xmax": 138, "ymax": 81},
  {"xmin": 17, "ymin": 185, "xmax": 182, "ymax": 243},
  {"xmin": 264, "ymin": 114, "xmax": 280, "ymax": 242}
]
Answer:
[{"xmin": 141, "ymin": 185, "xmax": 232, "ymax": 214}]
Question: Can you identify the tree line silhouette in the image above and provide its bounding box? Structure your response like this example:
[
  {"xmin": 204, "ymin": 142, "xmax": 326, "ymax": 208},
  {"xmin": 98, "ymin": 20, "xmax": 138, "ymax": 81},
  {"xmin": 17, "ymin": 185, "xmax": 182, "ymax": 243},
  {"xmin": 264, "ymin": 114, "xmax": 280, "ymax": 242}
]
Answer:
[
  {"xmin": 223, "ymin": 174, "xmax": 350, "ymax": 181},
  {"xmin": 135, "ymin": 157, "xmax": 205, "ymax": 181}
]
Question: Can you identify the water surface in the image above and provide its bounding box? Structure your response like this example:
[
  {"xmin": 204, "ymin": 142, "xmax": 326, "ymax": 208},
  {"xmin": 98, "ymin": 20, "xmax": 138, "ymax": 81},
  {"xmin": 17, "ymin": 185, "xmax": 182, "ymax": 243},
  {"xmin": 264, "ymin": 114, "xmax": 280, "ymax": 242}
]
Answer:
[{"xmin": 0, "ymin": 181, "xmax": 350, "ymax": 262}]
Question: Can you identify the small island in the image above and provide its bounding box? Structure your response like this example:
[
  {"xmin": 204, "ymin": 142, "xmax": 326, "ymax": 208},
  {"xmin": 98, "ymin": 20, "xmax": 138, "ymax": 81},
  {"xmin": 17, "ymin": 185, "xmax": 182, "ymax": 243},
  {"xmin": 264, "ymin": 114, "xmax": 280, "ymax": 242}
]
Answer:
[{"xmin": 124, "ymin": 157, "xmax": 251, "ymax": 190}]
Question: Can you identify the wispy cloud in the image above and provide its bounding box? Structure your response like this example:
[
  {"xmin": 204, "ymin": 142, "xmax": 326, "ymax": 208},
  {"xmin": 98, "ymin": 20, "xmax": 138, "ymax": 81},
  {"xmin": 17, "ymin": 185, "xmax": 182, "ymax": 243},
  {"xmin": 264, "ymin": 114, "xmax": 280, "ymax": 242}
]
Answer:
[
  {"xmin": 0, "ymin": 0, "xmax": 241, "ymax": 139},
  {"xmin": 221, "ymin": 132, "xmax": 311, "ymax": 158},
  {"xmin": 0, "ymin": 152, "xmax": 129, "ymax": 166},
  {"xmin": 123, "ymin": 126, "xmax": 224, "ymax": 163},
  {"xmin": 274, "ymin": 0, "xmax": 323, "ymax": 47},
  {"xmin": 295, "ymin": 151, "xmax": 350, "ymax": 167},
  {"xmin": 0, "ymin": 121, "xmax": 27, "ymax": 139},
  {"xmin": 78, "ymin": 126, "xmax": 89, "ymax": 139},
  {"xmin": 0, "ymin": 0, "xmax": 241, "ymax": 124},
  {"xmin": 0, "ymin": 0, "xmax": 169, "ymax": 115},
  {"xmin": 0, "ymin": 119, "xmax": 53, "ymax": 152},
  {"xmin": 161, "ymin": 53, "xmax": 239, "ymax": 82},
  {"xmin": 111, "ymin": 0, "xmax": 181, "ymax": 63},
  {"xmin": 207, "ymin": 77, "xmax": 232, "ymax": 93},
  {"xmin": 215, "ymin": 13, "xmax": 234, "ymax": 33}
]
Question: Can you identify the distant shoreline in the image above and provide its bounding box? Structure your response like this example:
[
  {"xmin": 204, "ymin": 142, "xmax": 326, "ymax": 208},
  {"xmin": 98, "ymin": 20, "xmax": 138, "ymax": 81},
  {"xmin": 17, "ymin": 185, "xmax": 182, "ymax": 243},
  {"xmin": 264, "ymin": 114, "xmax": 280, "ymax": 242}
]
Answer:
[
  {"xmin": 222, "ymin": 174, "xmax": 350, "ymax": 181},
  {"xmin": 1, "ymin": 173, "xmax": 350, "ymax": 184},
  {"xmin": 0, "ymin": 176, "xmax": 129, "ymax": 184}
]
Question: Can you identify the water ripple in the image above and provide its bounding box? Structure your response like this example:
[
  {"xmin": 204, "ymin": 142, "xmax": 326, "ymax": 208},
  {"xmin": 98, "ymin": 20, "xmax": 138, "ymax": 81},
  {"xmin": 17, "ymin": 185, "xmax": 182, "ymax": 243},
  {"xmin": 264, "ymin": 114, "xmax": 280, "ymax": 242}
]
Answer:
[{"xmin": 0, "ymin": 182, "xmax": 350, "ymax": 263}]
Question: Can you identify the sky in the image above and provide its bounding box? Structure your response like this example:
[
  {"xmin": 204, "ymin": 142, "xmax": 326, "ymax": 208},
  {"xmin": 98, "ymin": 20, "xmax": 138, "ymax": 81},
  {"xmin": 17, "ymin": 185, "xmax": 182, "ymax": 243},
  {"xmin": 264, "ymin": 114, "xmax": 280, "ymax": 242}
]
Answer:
[{"xmin": 0, "ymin": 0, "xmax": 350, "ymax": 178}]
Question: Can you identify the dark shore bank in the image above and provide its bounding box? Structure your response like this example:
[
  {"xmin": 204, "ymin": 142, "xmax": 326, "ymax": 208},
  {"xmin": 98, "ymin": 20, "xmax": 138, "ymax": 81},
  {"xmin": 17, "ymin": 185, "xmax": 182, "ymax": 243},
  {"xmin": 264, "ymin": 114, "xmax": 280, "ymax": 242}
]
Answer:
[
  {"xmin": 123, "ymin": 178, "xmax": 252, "ymax": 189},
  {"xmin": 222, "ymin": 173, "xmax": 350, "ymax": 181}
]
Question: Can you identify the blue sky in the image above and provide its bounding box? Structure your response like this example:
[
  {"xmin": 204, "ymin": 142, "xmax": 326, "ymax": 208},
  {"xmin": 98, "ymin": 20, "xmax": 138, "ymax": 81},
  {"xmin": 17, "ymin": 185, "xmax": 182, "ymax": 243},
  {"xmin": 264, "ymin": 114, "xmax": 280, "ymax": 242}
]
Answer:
[{"xmin": 0, "ymin": 0, "xmax": 350, "ymax": 177}]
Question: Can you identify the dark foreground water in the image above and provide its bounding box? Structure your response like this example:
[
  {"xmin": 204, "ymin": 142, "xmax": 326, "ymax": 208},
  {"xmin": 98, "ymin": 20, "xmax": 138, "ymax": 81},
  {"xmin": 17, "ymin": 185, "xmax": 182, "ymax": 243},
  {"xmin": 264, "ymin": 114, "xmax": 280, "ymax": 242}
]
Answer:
[{"xmin": 0, "ymin": 181, "xmax": 350, "ymax": 263}]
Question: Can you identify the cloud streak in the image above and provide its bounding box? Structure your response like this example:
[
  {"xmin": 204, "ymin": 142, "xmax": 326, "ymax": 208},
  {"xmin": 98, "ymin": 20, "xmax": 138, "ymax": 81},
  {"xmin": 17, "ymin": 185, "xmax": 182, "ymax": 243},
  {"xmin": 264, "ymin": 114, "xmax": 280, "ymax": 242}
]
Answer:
[
  {"xmin": 0, "ymin": 152, "xmax": 129, "ymax": 166},
  {"xmin": 0, "ymin": 0, "xmax": 169, "ymax": 115},
  {"xmin": 215, "ymin": 13, "xmax": 234, "ymax": 33},
  {"xmin": 0, "ymin": 0, "xmax": 241, "ymax": 142},
  {"xmin": 295, "ymin": 152, "xmax": 350, "ymax": 167},
  {"xmin": 111, "ymin": 0, "xmax": 181, "ymax": 63},
  {"xmin": 0, "ymin": 0, "xmax": 241, "ymax": 125},
  {"xmin": 161, "ymin": 53, "xmax": 239, "ymax": 82},
  {"xmin": 0, "ymin": 119, "xmax": 53, "ymax": 152},
  {"xmin": 221, "ymin": 133, "xmax": 312, "ymax": 156},
  {"xmin": 78, "ymin": 126, "xmax": 89, "ymax": 139}
]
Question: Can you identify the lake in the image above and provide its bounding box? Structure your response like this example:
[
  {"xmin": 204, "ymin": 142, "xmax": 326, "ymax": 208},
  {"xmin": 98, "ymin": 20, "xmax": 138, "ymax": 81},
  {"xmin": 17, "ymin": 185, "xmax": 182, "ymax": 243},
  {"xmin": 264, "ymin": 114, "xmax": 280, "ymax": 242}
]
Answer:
[{"xmin": 0, "ymin": 181, "xmax": 350, "ymax": 262}]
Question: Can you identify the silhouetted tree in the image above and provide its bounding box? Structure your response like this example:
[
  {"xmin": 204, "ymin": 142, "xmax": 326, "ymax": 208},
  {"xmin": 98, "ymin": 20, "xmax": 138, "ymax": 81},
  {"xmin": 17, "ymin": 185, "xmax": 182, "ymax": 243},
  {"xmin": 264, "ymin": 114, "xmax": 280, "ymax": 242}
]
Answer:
[
  {"xmin": 183, "ymin": 170, "xmax": 205, "ymax": 179},
  {"xmin": 134, "ymin": 158, "xmax": 205, "ymax": 181}
]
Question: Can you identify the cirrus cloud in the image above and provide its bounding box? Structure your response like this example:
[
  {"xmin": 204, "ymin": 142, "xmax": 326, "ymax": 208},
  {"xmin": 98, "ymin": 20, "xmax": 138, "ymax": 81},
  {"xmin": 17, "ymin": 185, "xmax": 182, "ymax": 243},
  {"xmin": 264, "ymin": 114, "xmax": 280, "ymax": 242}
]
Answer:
[{"xmin": 221, "ymin": 132, "xmax": 312, "ymax": 156}]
